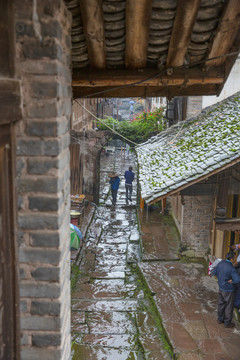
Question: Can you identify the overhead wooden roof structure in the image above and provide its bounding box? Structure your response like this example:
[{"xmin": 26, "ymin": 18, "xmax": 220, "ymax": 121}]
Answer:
[{"xmin": 64, "ymin": 0, "xmax": 240, "ymax": 99}]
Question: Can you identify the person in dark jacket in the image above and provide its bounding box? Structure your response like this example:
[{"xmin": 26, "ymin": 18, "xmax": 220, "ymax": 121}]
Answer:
[
  {"xmin": 234, "ymin": 262, "xmax": 240, "ymax": 313},
  {"xmin": 212, "ymin": 251, "xmax": 240, "ymax": 327},
  {"xmin": 109, "ymin": 172, "xmax": 120, "ymax": 206},
  {"xmin": 124, "ymin": 166, "xmax": 135, "ymax": 204}
]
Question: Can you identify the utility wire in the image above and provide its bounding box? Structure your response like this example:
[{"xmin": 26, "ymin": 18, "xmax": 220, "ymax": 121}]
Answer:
[
  {"xmin": 75, "ymin": 99, "xmax": 139, "ymax": 146},
  {"xmin": 72, "ymin": 50, "xmax": 239, "ymax": 146}
]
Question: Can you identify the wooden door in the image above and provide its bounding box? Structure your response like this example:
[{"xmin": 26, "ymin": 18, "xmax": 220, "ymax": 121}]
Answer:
[{"xmin": 0, "ymin": 124, "xmax": 19, "ymax": 359}]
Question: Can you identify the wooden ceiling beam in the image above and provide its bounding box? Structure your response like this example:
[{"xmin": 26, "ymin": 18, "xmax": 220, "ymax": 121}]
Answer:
[
  {"xmin": 125, "ymin": 0, "xmax": 152, "ymax": 69},
  {"xmin": 79, "ymin": 0, "xmax": 106, "ymax": 69},
  {"xmin": 206, "ymin": 0, "xmax": 240, "ymax": 68},
  {"xmin": 167, "ymin": 0, "xmax": 201, "ymax": 67},
  {"xmin": 72, "ymin": 84, "xmax": 220, "ymax": 99},
  {"xmin": 72, "ymin": 68, "xmax": 224, "ymax": 87}
]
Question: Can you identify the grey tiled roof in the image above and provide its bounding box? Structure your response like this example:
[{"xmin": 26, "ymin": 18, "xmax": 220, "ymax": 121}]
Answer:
[{"xmin": 136, "ymin": 93, "xmax": 240, "ymax": 204}]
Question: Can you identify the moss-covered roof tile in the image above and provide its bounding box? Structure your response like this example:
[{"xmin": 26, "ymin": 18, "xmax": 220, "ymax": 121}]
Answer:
[{"xmin": 136, "ymin": 92, "xmax": 240, "ymax": 204}]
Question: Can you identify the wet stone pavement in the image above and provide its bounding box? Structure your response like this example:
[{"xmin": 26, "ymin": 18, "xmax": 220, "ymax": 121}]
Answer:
[
  {"xmin": 71, "ymin": 151, "xmax": 173, "ymax": 359},
  {"xmin": 71, "ymin": 151, "xmax": 240, "ymax": 360}
]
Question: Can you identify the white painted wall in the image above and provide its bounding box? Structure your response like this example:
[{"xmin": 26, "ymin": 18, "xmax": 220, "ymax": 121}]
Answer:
[{"xmin": 202, "ymin": 58, "xmax": 240, "ymax": 108}]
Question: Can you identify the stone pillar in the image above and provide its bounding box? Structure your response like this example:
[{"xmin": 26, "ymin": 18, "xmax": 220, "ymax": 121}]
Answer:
[
  {"xmin": 181, "ymin": 195, "xmax": 214, "ymax": 257},
  {"xmin": 15, "ymin": 1, "xmax": 72, "ymax": 359}
]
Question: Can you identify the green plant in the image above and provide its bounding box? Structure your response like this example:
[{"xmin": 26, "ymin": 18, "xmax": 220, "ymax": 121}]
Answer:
[{"xmin": 97, "ymin": 107, "xmax": 166, "ymax": 144}]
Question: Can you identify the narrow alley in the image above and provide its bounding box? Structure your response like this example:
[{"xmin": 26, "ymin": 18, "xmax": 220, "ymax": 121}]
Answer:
[
  {"xmin": 71, "ymin": 150, "xmax": 173, "ymax": 359},
  {"xmin": 71, "ymin": 150, "xmax": 240, "ymax": 360}
]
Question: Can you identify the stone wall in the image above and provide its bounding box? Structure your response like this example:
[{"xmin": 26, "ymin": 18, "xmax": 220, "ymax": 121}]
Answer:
[
  {"xmin": 70, "ymin": 130, "xmax": 107, "ymax": 203},
  {"xmin": 181, "ymin": 195, "xmax": 214, "ymax": 257},
  {"xmin": 15, "ymin": 1, "xmax": 72, "ymax": 358},
  {"xmin": 186, "ymin": 96, "xmax": 202, "ymax": 119},
  {"xmin": 72, "ymin": 99, "xmax": 97, "ymax": 131}
]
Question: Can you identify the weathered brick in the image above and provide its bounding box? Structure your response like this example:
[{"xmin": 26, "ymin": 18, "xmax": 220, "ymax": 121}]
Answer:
[
  {"xmin": 64, "ymin": 33, "xmax": 71, "ymax": 50},
  {"xmin": 20, "ymin": 283, "xmax": 60, "ymax": 298},
  {"xmin": 58, "ymin": 149, "xmax": 70, "ymax": 171},
  {"xmin": 16, "ymin": 138, "xmax": 43, "ymax": 156},
  {"xmin": 20, "ymin": 267, "xmax": 27, "ymax": 280},
  {"xmin": 18, "ymin": 196, "xmax": 24, "ymax": 210},
  {"xmin": 18, "ymin": 231, "xmax": 25, "ymax": 246},
  {"xmin": 31, "ymin": 232, "xmax": 60, "ymax": 247},
  {"xmin": 32, "ymin": 333, "xmax": 61, "ymax": 347},
  {"xmin": 16, "ymin": 158, "xmax": 25, "ymax": 177},
  {"xmin": 22, "ymin": 38, "xmax": 62, "ymax": 60},
  {"xmin": 43, "ymin": 139, "xmax": 61, "ymax": 156},
  {"xmin": 41, "ymin": 20, "xmax": 62, "ymax": 39},
  {"xmin": 17, "ymin": 177, "xmax": 59, "ymax": 194},
  {"xmin": 27, "ymin": 101, "xmax": 58, "ymax": 118},
  {"xmin": 62, "ymin": 132, "xmax": 70, "ymax": 150},
  {"xmin": 57, "ymin": 118, "xmax": 70, "ymax": 136},
  {"xmin": 29, "ymin": 196, "xmax": 60, "ymax": 211},
  {"xmin": 29, "ymin": 81, "xmax": 59, "ymax": 99},
  {"xmin": 31, "ymin": 267, "xmax": 59, "ymax": 282},
  {"xmin": 19, "ymin": 248, "xmax": 60, "ymax": 264},
  {"xmin": 20, "ymin": 300, "xmax": 28, "ymax": 313},
  {"xmin": 31, "ymin": 301, "xmax": 60, "ymax": 316},
  {"xmin": 16, "ymin": 22, "xmax": 35, "ymax": 37},
  {"xmin": 18, "ymin": 213, "xmax": 59, "ymax": 230},
  {"xmin": 20, "ymin": 348, "xmax": 61, "ymax": 360},
  {"xmin": 37, "ymin": 0, "xmax": 61, "ymax": 18},
  {"xmin": 19, "ymin": 60, "xmax": 61, "ymax": 76},
  {"xmin": 27, "ymin": 158, "xmax": 58, "ymax": 174},
  {"xmin": 21, "ymin": 332, "xmax": 29, "ymax": 346},
  {"xmin": 58, "ymin": 99, "xmax": 72, "ymax": 117}
]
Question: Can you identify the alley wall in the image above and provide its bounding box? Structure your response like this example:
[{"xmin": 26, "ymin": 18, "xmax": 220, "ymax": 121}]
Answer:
[{"xmin": 15, "ymin": 1, "xmax": 72, "ymax": 358}]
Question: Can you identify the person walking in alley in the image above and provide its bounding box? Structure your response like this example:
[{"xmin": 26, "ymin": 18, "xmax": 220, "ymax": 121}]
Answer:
[
  {"xmin": 212, "ymin": 251, "xmax": 240, "ymax": 328},
  {"xmin": 109, "ymin": 172, "xmax": 120, "ymax": 206},
  {"xmin": 124, "ymin": 166, "xmax": 135, "ymax": 204}
]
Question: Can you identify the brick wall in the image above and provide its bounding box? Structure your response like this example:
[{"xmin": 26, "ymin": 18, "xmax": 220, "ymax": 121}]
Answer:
[
  {"xmin": 70, "ymin": 130, "xmax": 107, "ymax": 203},
  {"xmin": 15, "ymin": 1, "xmax": 72, "ymax": 358},
  {"xmin": 72, "ymin": 99, "xmax": 97, "ymax": 131},
  {"xmin": 181, "ymin": 195, "xmax": 214, "ymax": 257}
]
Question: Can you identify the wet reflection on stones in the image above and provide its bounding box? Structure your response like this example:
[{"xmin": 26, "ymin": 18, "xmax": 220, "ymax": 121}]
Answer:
[{"xmin": 71, "ymin": 150, "xmax": 173, "ymax": 359}]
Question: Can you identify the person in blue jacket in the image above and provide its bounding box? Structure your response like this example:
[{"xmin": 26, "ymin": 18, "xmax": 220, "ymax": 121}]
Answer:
[
  {"xmin": 212, "ymin": 251, "xmax": 240, "ymax": 328},
  {"xmin": 109, "ymin": 172, "xmax": 120, "ymax": 206},
  {"xmin": 124, "ymin": 166, "xmax": 135, "ymax": 204}
]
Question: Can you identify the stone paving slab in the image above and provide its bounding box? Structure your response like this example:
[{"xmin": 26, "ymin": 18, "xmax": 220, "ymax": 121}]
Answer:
[
  {"xmin": 80, "ymin": 334, "xmax": 137, "ymax": 350},
  {"xmin": 139, "ymin": 261, "xmax": 240, "ymax": 360},
  {"xmin": 71, "ymin": 344, "xmax": 141, "ymax": 360},
  {"xmin": 139, "ymin": 210, "xmax": 180, "ymax": 261},
  {"xmin": 87, "ymin": 311, "xmax": 137, "ymax": 334},
  {"xmin": 72, "ymin": 299, "xmax": 142, "ymax": 312}
]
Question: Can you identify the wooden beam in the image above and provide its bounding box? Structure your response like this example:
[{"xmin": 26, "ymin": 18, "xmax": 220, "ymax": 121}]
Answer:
[
  {"xmin": 79, "ymin": 0, "xmax": 106, "ymax": 69},
  {"xmin": 180, "ymin": 183, "xmax": 217, "ymax": 196},
  {"xmin": 72, "ymin": 83, "xmax": 219, "ymax": 99},
  {"xmin": 215, "ymin": 218, "xmax": 240, "ymax": 232},
  {"xmin": 206, "ymin": 0, "xmax": 240, "ymax": 68},
  {"xmin": 0, "ymin": 1, "xmax": 14, "ymax": 76},
  {"xmin": 167, "ymin": 0, "xmax": 201, "ymax": 67},
  {"xmin": 0, "ymin": 79, "xmax": 22, "ymax": 124},
  {"xmin": 125, "ymin": 0, "xmax": 152, "ymax": 69},
  {"xmin": 72, "ymin": 68, "xmax": 224, "ymax": 87}
]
